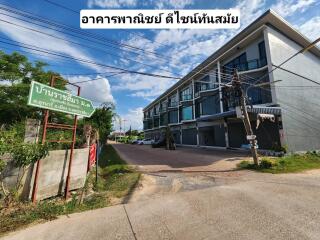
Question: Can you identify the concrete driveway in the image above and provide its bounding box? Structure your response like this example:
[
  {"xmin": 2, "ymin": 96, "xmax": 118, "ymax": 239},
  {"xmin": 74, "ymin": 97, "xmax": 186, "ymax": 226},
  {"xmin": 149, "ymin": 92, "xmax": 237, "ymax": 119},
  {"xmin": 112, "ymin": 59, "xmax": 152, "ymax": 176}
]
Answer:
[
  {"xmin": 112, "ymin": 142, "xmax": 250, "ymax": 172},
  {"xmin": 3, "ymin": 144, "xmax": 320, "ymax": 240},
  {"xmin": 3, "ymin": 169, "xmax": 320, "ymax": 240}
]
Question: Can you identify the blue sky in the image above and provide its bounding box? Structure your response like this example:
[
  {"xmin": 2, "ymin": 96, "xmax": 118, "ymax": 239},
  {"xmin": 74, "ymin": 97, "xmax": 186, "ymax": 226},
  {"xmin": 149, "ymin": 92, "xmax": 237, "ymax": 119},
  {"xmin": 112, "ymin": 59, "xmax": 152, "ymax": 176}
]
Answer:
[{"xmin": 0, "ymin": 0, "xmax": 319, "ymax": 130}]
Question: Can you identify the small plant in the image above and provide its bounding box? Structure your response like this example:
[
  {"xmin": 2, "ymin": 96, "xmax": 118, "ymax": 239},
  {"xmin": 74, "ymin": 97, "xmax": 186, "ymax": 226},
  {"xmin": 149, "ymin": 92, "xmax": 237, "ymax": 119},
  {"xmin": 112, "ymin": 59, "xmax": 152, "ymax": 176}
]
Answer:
[
  {"xmin": 0, "ymin": 123, "xmax": 49, "ymax": 203},
  {"xmin": 259, "ymin": 159, "xmax": 273, "ymax": 169}
]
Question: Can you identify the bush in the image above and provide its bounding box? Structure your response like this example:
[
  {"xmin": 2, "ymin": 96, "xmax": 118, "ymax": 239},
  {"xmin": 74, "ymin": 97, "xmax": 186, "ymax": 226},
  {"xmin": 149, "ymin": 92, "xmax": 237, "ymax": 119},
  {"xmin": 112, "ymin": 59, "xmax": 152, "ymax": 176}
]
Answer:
[{"xmin": 259, "ymin": 159, "xmax": 273, "ymax": 169}]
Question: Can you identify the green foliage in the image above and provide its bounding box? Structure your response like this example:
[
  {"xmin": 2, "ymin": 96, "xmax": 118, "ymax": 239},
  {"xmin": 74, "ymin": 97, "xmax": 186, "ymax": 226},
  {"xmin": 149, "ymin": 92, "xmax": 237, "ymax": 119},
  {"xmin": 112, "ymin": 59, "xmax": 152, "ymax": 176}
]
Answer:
[
  {"xmin": 0, "ymin": 144, "xmax": 140, "ymax": 236},
  {"xmin": 0, "ymin": 123, "xmax": 49, "ymax": 168},
  {"xmin": 259, "ymin": 159, "xmax": 273, "ymax": 169},
  {"xmin": 0, "ymin": 51, "xmax": 66, "ymax": 125},
  {"xmin": 85, "ymin": 102, "xmax": 114, "ymax": 143},
  {"xmin": 11, "ymin": 144, "xmax": 49, "ymax": 168},
  {"xmin": 0, "ymin": 160, "xmax": 6, "ymax": 173},
  {"xmin": 238, "ymin": 152, "xmax": 320, "ymax": 173}
]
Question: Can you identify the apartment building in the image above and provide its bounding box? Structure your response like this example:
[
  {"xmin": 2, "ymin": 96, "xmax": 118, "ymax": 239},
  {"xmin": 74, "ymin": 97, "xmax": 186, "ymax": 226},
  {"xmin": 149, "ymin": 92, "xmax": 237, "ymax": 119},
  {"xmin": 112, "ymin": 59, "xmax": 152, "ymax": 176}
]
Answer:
[{"xmin": 143, "ymin": 9, "xmax": 320, "ymax": 152}]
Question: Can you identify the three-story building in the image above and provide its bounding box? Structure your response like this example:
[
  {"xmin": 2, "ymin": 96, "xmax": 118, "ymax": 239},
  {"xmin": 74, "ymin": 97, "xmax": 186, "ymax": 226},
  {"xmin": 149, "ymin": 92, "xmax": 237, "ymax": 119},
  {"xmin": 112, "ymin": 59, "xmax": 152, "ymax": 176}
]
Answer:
[{"xmin": 143, "ymin": 10, "xmax": 320, "ymax": 152}]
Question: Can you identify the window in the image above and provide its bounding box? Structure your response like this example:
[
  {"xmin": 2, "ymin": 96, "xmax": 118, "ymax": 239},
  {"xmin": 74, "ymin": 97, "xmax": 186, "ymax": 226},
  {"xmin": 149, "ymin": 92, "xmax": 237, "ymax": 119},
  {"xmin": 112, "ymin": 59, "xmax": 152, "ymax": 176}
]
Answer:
[
  {"xmin": 224, "ymin": 53, "xmax": 247, "ymax": 72},
  {"xmin": 168, "ymin": 110, "xmax": 178, "ymax": 123},
  {"xmin": 182, "ymin": 106, "xmax": 193, "ymax": 120},
  {"xmin": 258, "ymin": 41, "xmax": 266, "ymax": 60},
  {"xmin": 154, "ymin": 104, "xmax": 160, "ymax": 115},
  {"xmin": 160, "ymin": 101, "xmax": 167, "ymax": 112},
  {"xmin": 201, "ymin": 95, "xmax": 220, "ymax": 115},
  {"xmin": 181, "ymin": 86, "xmax": 193, "ymax": 101},
  {"xmin": 169, "ymin": 95, "xmax": 178, "ymax": 107}
]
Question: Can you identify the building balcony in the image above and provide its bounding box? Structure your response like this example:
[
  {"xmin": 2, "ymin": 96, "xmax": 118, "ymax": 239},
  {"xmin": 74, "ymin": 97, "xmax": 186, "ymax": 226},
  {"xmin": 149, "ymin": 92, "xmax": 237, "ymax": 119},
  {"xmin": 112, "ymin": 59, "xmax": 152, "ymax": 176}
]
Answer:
[
  {"xmin": 168, "ymin": 101, "xmax": 179, "ymax": 108},
  {"xmin": 223, "ymin": 58, "xmax": 267, "ymax": 74},
  {"xmin": 195, "ymin": 82, "xmax": 219, "ymax": 97},
  {"xmin": 180, "ymin": 94, "xmax": 193, "ymax": 102}
]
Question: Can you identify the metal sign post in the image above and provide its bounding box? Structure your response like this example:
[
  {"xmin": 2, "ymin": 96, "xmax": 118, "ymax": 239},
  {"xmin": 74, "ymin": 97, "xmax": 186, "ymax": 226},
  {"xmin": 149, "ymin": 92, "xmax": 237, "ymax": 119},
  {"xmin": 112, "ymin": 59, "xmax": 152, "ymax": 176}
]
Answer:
[{"xmin": 29, "ymin": 76, "xmax": 93, "ymax": 202}]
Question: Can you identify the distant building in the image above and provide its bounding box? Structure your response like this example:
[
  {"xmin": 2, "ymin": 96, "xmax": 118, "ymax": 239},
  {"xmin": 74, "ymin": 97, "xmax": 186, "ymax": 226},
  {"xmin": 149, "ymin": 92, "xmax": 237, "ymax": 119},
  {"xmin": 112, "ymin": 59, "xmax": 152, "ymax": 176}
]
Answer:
[{"xmin": 142, "ymin": 10, "xmax": 320, "ymax": 152}]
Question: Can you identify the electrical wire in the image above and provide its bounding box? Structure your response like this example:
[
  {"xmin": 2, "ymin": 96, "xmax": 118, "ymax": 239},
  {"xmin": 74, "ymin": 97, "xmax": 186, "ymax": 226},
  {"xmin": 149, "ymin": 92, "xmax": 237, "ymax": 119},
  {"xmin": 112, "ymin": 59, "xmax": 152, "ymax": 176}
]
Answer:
[
  {"xmin": 0, "ymin": 38, "xmax": 181, "ymax": 79},
  {"xmin": 41, "ymin": 0, "xmax": 171, "ymax": 49},
  {"xmin": 0, "ymin": 16, "xmax": 181, "ymax": 77},
  {"xmin": 0, "ymin": 3, "xmax": 178, "ymax": 63}
]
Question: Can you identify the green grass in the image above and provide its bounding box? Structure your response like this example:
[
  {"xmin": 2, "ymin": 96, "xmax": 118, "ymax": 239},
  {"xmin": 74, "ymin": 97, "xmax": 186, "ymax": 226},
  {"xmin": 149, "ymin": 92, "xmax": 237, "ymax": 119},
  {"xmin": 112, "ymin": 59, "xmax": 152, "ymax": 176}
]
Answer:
[
  {"xmin": 0, "ymin": 144, "xmax": 140, "ymax": 236},
  {"xmin": 238, "ymin": 151, "xmax": 320, "ymax": 174}
]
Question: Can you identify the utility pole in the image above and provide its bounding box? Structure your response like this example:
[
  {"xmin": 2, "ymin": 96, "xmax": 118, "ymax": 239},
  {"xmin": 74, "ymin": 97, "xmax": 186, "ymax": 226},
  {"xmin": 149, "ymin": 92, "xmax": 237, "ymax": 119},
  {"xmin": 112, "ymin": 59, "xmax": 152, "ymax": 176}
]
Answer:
[
  {"xmin": 232, "ymin": 70, "xmax": 259, "ymax": 165},
  {"xmin": 123, "ymin": 119, "xmax": 127, "ymax": 136}
]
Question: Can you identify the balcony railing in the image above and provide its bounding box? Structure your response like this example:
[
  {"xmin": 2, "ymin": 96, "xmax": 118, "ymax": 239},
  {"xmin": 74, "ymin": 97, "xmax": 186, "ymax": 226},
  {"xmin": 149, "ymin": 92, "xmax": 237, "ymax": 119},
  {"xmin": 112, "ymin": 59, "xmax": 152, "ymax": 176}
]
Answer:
[
  {"xmin": 223, "ymin": 58, "xmax": 267, "ymax": 74},
  {"xmin": 181, "ymin": 94, "xmax": 193, "ymax": 101},
  {"xmin": 195, "ymin": 82, "xmax": 219, "ymax": 97},
  {"xmin": 168, "ymin": 101, "xmax": 178, "ymax": 107}
]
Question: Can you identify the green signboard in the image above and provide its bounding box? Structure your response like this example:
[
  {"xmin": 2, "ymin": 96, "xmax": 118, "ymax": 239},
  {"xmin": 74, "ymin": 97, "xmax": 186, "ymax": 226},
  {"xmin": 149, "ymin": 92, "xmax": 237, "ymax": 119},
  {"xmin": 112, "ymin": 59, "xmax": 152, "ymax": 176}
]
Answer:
[{"xmin": 27, "ymin": 81, "xmax": 95, "ymax": 117}]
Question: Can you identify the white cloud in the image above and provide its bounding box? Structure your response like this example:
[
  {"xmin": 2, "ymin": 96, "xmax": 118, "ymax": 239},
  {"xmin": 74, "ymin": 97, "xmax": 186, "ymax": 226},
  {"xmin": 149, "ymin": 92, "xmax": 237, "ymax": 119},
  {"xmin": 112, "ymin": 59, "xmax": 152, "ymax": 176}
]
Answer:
[
  {"xmin": 113, "ymin": 71, "xmax": 178, "ymax": 100},
  {"xmin": 298, "ymin": 16, "xmax": 320, "ymax": 41},
  {"xmin": 67, "ymin": 75, "xmax": 114, "ymax": 104},
  {"xmin": 234, "ymin": 0, "xmax": 266, "ymax": 27},
  {"xmin": 87, "ymin": 0, "xmax": 137, "ymax": 8},
  {"xmin": 153, "ymin": 0, "xmax": 194, "ymax": 9},
  {"xmin": 271, "ymin": 0, "xmax": 316, "ymax": 17},
  {"xmin": 0, "ymin": 12, "xmax": 104, "ymax": 73},
  {"xmin": 87, "ymin": 0, "xmax": 194, "ymax": 8},
  {"xmin": 114, "ymin": 107, "xmax": 144, "ymax": 131}
]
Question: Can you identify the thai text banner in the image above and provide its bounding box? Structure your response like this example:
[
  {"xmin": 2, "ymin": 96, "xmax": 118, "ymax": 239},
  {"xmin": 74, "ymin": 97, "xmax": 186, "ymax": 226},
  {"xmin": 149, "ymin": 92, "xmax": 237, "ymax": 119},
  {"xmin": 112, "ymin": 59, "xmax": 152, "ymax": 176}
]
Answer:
[{"xmin": 80, "ymin": 10, "xmax": 240, "ymax": 29}]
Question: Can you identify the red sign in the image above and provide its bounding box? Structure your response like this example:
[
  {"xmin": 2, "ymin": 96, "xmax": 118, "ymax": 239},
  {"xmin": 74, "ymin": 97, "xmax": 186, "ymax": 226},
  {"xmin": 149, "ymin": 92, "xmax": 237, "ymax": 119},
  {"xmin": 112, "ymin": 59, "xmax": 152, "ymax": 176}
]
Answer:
[{"xmin": 88, "ymin": 144, "xmax": 96, "ymax": 171}]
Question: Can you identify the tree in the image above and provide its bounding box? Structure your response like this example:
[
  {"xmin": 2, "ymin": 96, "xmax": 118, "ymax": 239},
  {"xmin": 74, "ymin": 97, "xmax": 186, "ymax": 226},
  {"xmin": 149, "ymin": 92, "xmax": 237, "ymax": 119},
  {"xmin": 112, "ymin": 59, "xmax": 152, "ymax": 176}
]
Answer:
[
  {"xmin": 0, "ymin": 51, "xmax": 66, "ymax": 125},
  {"xmin": 85, "ymin": 102, "xmax": 115, "ymax": 143}
]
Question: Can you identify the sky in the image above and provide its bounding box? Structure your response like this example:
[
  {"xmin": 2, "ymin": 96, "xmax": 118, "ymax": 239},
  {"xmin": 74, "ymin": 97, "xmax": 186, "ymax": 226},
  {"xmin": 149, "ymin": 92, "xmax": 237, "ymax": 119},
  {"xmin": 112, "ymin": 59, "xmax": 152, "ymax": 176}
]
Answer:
[{"xmin": 0, "ymin": 0, "xmax": 319, "ymax": 131}]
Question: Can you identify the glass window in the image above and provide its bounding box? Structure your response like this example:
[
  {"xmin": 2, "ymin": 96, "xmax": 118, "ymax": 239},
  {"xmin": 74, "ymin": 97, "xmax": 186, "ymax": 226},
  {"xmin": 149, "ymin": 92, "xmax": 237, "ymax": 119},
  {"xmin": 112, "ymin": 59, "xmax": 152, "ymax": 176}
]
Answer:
[
  {"xmin": 169, "ymin": 110, "xmax": 178, "ymax": 123},
  {"xmin": 258, "ymin": 41, "xmax": 266, "ymax": 60},
  {"xmin": 169, "ymin": 94, "xmax": 178, "ymax": 107},
  {"xmin": 223, "ymin": 53, "xmax": 247, "ymax": 72},
  {"xmin": 181, "ymin": 87, "xmax": 193, "ymax": 101},
  {"xmin": 201, "ymin": 95, "xmax": 220, "ymax": 115},
  {"xmin": 182, "ymin": 106, "xmax": 193, "ymax": 120}
]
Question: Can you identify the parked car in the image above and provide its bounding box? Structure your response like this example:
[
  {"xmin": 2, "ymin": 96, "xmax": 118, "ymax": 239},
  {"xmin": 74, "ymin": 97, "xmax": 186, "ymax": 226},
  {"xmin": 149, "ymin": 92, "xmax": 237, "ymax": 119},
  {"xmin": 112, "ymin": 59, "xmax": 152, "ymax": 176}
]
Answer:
[
  {"xmin": 138, "ymin": 139, "xmax": 154, "ymax": 145},
  {"xmin": 131, "ymin": 139, "xmax": 142, "ymax": 144},
  {"xmin": 152, "ymin": 137, "xmax": 166, "ymax": 148}
]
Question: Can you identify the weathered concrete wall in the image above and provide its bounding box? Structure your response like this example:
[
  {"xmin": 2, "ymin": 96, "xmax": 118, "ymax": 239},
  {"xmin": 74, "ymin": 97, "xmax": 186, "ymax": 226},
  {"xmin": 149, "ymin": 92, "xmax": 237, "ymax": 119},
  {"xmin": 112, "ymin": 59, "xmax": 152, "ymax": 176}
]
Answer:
[
  {"xmin": 265, "ymin": 26, "xmax": 320, "ymax": 152},
  {"xmin": 1, "ymin": 148, "xmax": 89, "ymax": 201}
]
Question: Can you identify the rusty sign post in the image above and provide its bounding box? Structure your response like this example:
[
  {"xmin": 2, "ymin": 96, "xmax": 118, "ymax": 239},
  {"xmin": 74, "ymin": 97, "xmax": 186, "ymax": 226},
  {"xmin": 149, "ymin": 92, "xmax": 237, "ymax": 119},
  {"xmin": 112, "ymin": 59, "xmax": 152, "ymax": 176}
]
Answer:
[{"xmin": 28, "ymin": 76, "xmax": 94, "ymax": 202}]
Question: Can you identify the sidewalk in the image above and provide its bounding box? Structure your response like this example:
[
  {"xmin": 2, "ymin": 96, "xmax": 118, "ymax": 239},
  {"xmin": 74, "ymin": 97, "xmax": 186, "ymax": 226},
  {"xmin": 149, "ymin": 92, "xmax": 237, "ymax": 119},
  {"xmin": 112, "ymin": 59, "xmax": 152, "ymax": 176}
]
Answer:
[{"xmin": 3, "ymin": 170, "xmax": 320, "ymax": 240}]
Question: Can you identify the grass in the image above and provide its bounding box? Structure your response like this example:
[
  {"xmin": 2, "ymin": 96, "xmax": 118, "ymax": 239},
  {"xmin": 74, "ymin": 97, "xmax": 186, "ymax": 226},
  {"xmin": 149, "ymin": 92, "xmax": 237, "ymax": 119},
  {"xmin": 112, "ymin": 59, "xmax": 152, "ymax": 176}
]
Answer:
[
  {"xmin": 238, "ymin": 151, "xmax": 320, "ymax": 174},
  {"xmin": 0, "ymin": 144, "xmax": 140, "ymax": 236}
]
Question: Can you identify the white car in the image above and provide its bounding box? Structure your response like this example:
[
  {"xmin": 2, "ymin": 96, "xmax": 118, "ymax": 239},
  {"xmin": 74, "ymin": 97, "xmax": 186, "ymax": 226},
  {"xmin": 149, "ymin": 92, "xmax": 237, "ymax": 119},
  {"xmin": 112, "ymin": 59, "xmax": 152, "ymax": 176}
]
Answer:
[{"xmin": 138, "ymin": 139, "xmax": 154, "ymax": 145}]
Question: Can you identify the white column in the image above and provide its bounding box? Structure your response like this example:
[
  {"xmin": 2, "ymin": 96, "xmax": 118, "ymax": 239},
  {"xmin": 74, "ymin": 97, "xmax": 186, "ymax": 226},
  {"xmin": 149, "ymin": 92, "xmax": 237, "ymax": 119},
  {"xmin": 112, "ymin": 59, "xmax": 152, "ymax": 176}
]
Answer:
[
  {"xmin": 176, "ymin": 89, "xmax": 180, "ymax": 123},
  {"xmin": 217, "ymin": 61, "xmax": 224, "ymax": 113},
  {"xmin": 192, "ymin": 79, "xmax": 196, "ymax": 120},
  {"xmin": 192, "ymin": 80, "xmax": 199, "ymax": 146},
  {"xmin": 218, "ymin": 61, "xmax": 229, "ymax": 148},
  {"xmin": 224, "ymin": 121, "xmax": 229, "ymax": 148}
]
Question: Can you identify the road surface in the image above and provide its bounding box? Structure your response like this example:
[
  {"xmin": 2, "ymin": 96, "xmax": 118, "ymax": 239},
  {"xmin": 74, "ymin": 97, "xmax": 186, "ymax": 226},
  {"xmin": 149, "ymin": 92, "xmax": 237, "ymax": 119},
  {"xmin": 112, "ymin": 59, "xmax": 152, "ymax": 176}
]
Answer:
[{"xmin": 3, "ymin": 144, "xmax": 320, "ymax": 240}]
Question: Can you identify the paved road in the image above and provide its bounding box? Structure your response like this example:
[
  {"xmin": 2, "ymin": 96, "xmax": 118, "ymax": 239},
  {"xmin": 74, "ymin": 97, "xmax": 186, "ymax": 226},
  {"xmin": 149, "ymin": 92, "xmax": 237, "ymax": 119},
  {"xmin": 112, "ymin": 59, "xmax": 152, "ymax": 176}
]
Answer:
[
  {"xmin": 3, "ymin": 169, "xmax": 320, "ymax": 240},
  {"xmin": 3, "ymin": 144, "xmax": 320, "ymax": 240},
  {"xmin": 112, "ymin": 142, "xmax": 250, "ymax": 172}
]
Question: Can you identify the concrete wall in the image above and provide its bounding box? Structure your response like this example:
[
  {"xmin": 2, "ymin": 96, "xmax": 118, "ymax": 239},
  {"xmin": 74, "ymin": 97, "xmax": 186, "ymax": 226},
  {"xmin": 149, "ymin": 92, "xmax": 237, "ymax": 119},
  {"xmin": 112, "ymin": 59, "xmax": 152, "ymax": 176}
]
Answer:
[
  {"xmin": 2, "ymin": 148, "xmax": 89, "ymax": 201},
  {"xmin": 265, "ymin": 26, "xmax": 320, "ymax": 152}
]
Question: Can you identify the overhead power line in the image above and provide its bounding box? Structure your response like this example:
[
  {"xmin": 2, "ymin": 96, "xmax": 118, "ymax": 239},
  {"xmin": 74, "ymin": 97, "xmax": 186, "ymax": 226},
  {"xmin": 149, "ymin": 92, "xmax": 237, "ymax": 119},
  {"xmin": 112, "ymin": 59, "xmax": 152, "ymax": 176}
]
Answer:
[
  {"xmin": 248, "ymin": 36, "xmax": 320, "ymax": 88},
  {"xmin": 0, "ymin": 3, "xmax": 176, "ymax": 63},
  {"xmin": 0, "ymin": 38, "xmax": 181, "ymax": 80},
  {"xmin": 271, "ymin": 64, "xmax": 320, "ymax": 86},
  {"xmin": 0, "ymin": 16, "xmax": 181, "ymax": 77},
  {"xmin": 41, "ymin": 0, "xmax": 171, "ymax": 49}
]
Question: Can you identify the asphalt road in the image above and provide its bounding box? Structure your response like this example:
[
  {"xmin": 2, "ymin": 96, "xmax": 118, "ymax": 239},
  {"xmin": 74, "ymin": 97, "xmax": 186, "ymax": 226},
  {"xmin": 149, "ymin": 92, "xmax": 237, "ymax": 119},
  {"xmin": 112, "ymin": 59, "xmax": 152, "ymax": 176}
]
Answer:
[
  {"xmin": 111, "ymin": 142, "xmax": 250, "ymax": 172},
  {"xmin": 3, "ymin": 144, "xmax": 320, "ymax": 240}
]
